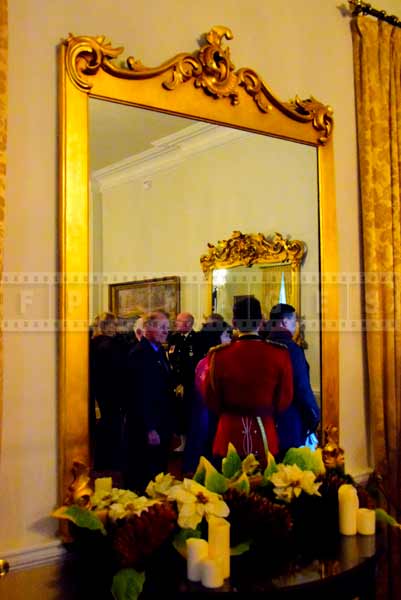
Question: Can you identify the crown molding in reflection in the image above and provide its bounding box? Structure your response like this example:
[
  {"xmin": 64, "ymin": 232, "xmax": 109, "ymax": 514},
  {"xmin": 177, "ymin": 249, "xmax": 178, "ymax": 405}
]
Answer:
[{"xmin": 92, "ymin": 122, "xmax": 249, "ymax": 192}]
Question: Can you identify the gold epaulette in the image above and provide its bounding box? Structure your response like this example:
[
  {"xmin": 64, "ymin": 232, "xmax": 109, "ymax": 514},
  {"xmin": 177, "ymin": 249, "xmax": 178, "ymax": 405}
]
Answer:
[
  {"xmin": 207, "ymin": 343, "xmax": 230, "ymax": 395},
  {"xmin": 207, "ymin": 342, "xmax": 229, "ymax": 355},
  {"xmin": 265, "ymin": 339, "xmax": 288, "ymax": 350}
]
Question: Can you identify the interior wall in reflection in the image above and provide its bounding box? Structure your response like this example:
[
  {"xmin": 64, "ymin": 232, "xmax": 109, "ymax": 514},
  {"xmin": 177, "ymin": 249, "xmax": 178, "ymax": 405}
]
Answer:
[{"xmin": 90, "ymin": 116, "xmax": 321, "ymax": 390}]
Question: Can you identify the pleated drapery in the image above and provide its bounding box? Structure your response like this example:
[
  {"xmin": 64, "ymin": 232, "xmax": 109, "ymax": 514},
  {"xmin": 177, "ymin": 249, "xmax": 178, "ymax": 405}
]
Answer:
[
  {"xmin": 0, "ymin": 0, "xmax": 7, "ymax": 460},
  {"xmin": 352, "ymin": 15, "xmax": 401, "ymax": 599}
]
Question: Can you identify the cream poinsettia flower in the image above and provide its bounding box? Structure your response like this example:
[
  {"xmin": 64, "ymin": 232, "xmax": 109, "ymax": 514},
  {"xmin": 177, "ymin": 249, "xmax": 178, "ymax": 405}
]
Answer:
[
  {"xmin": 145, "ymin": 472, "xmax": 178, "ymax": 499},
  {"xmin": 269, "ymin": 463, "xmax": 321, "ymax": 503},
  {"xmin": 107, "ymin": 496, "xmax": 160, "ymax": 521},
  {"xmin": 167, "ymin": 478, "xmax": 229, "ymax": 529}
]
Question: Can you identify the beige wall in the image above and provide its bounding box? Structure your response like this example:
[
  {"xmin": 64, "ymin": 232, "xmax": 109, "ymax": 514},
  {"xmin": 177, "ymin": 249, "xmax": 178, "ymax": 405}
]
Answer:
[
  {"xmin": 96, "ymin": 131, "xmax": 320, "ymax": 386},
  {"xmin": 2, "ymin": 0, "xmax": 400, "ymax": 557}
]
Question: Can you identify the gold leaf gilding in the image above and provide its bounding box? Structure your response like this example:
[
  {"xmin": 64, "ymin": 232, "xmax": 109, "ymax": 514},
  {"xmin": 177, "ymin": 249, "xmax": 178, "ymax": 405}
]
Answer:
[
  {"xmin": 63, "ymin": 27, "xmax": 332, "ymax": 142},
  {"xmin": 200, "ymin": 231, "xmax": 306, "ymax": 274}
]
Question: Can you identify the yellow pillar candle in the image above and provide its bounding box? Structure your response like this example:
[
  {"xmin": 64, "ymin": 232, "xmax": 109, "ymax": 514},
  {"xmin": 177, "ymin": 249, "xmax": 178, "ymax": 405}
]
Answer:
[
  {"xmin": 338, "ymin": 484, "xmax": 359, "ymax": 535},
  {"xmin": 357, "ymin": 508, "xmax": 376, "ymax": 535},
  {"xmin": 208, "ymin": 516, "xmax": 230, "ymax": 579},
  {"xmin": 200, "ymin": 558, "xmax": 224, "ymax": 588},
  {"xmin": 94, "ymin": 477, "xmax": 112, "ymax": 494},
  {"xmin": 186, "ymin": 538, "xmax": 209, "ymax": 582}
]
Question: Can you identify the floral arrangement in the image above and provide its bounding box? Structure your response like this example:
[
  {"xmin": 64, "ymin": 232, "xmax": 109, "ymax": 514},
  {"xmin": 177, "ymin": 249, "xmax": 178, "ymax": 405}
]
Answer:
[{"xmin": 52, "ymin": 442, "xmax": 397, "ymax": 600}]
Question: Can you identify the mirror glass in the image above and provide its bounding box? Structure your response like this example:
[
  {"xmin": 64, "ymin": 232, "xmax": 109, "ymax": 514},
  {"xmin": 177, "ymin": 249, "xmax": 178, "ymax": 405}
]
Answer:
[
  {"xmin": 211, "ymin": 264, "xmax": 295, "ymax": 320},
  {"xmin": 89, "ymin": 100, "xmax": 321, "ymax": 472}
]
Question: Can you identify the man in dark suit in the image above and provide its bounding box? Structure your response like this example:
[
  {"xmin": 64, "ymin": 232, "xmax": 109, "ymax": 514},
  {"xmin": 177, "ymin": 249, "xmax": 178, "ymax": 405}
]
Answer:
[
  {"xmin": 123, "ymin": 311, "xmax": 175, "ymax": 492},
  {"xmin": 167, "ymin": 312, "xmax": 203, "ymax": 451}
]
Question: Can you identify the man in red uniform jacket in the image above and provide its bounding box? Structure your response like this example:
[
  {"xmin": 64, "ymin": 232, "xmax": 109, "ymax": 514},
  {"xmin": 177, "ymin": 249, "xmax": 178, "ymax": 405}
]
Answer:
[{"xmin": 203, "ymin": 296, "xmax": 293, "ymax": 466}]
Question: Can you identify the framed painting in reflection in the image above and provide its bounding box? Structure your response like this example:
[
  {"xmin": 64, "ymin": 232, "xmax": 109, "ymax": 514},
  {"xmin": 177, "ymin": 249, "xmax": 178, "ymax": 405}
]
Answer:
[{"xmin": 109, "ymin": 276, "xmax": 180, "ymax": 321}]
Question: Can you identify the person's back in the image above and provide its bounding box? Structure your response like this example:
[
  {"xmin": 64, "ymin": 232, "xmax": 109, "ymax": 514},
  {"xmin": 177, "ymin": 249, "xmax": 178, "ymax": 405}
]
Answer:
[
  {"xmin": 183, "ymin": 319, "xmax": 232, "ymax": 474},
  {"xmin": 203, "ymin": 296, "xmax": 293, "ymax": 464},
  {"xmin": 89, "ymin": 312, "xmax": 124, "ymax": 470},
  {"xmin": 267, "ymin": 303, "xmax": 320, "ymax": 456}
]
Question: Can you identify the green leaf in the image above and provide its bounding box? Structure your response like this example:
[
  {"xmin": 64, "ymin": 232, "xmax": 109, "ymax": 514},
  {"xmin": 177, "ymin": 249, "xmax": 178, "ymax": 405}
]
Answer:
[
  {"xmin": 282, "ymin": 447, "xmax": 325, "ymax": 475},
  {"xmin": 111, "ymin": 568, "xmax": 145, "ymax": 600},
  {"xmin": 263, "ymin": 455, "xmax": 278, "ymax": 480},
  {"xmin": 241, "ymin": 453, "xmax": 260, "ymax": 476},
  {"xmin": 222, "ymin": 443, "xmax": 242, "ymax": 479},
  {"xmin": 375, "ymin": 508, "xmax": 401, "ymax": 528},
  {"xmin": 52, "ymin": 505, "xmax": 106, "ymax": 534},
  {"xmin": 229, "ymin": 472, "xmax": 250, "ymax": 494},
  {"xmin": 192, "ymin": 456, "xmax": 208, "ymax": 485},
  {"xmin": 172, "ymin": 528, "xmax": 202, "ymax": 558},
  {"xmin": 194, "ymin": 456, "xmax": 228, "ymax": 494},
  {"xmin": 204, "ymin": 469, "xmax": 228, "ymax": 494},
  {"xmin": 230, "ymin": 541, "xmax": 251, "ymax": 555}
]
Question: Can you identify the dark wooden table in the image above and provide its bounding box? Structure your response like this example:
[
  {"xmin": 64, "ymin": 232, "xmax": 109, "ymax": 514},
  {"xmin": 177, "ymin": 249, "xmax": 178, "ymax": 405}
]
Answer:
[{"xmin": 0, "ymin": 533, "xmax": 379, "ymax": 600}]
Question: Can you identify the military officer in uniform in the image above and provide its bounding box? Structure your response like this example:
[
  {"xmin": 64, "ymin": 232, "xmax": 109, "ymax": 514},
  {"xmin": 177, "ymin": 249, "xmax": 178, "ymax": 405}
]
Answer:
[
  {"xmin": 203, "ymin": 296, "xmax": 293, "ymax": 466},
  {"xmin": 267, "ymin": 303, "xmax": 320, "ymax": 456},
  {"xmin": 167, "ymin": 312, "xmax": 203, "ymax": 451}
]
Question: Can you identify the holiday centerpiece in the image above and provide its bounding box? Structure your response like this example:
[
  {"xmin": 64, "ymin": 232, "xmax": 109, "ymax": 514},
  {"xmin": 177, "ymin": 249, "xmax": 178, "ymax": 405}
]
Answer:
[{"xmin": 52, "ymin": 428, "xmax": 399, "ymax": 600}]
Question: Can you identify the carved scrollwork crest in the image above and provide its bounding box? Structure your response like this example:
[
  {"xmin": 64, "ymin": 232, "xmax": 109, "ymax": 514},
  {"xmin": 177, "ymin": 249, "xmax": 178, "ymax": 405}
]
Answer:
[
  {"xmin": 200, "ymin": 230, "xmax": 306, "ymax": 275},
  {"xmin": 63, "ymin": 28, "xmax": 332, "ymax": 143},
  {"xmin": 64, "ymin": 34, "xmax": 124, "ymax": 91},
  {"xmin": 321, "ymin": 425, "xmax": 345, "ymax": 470},
  {"xmin": 63, "ymin": 460, "xmax": 93, "ymax": 508},
  {"xmin": 284, "ymin": 96, "xmax": 334, "ymax": 144}
]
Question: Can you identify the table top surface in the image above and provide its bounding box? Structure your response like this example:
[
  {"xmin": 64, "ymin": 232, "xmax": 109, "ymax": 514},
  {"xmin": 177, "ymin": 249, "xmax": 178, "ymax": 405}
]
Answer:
[{"xmin": 1, "ymin": 532, "xmax": 379, "ymax": 600}]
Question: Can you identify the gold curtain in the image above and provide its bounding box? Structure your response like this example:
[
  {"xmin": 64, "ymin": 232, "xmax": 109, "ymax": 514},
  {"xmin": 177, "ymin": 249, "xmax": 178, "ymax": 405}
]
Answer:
[
  {"xmin": 260, "ymin": 264, "xmax": 293, "ymax": 313},
  {"xmin": 351, "ymin": 15, "xmax": 401, "ymax": 598},
  {"xmin": 0, "ymin": 0, "xmax": 7, "ymax": 460}
]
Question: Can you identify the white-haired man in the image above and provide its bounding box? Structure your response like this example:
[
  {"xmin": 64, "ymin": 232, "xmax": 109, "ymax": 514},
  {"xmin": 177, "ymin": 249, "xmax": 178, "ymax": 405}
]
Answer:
[{"xmin": 123, "ymin": 311, "xmax": 176, "ymax": 492}]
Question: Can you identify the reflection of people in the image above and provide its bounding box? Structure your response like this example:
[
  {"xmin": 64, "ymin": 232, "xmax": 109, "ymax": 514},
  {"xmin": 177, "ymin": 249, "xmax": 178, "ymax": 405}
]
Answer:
[
  {"xmin": 183, "ymin": 319, "xmax": 233, "ymax": 475},
  {"xmin": 267, "ymin": 303, "xmax": 320, "ymax": 456},
  {"xmin": 89, "ymin": 311, "xmax": 125, "ymax": 471},
  {"xmin": 167, "ymin": 312, "xmax": 203, "ymax": 451},
  {"xmin": 123, "ymin": 311, "xmax": 176, "ymax": 492},
  {"xmin": 115, "ymin": 315, "xmax": 138, "ymax": 352},
  {"xmin": 204, "ymin": 296, "xmax": 293, "ymax": 466},
  {"xmin": 133, "ymin": 316, "xmax": 144, "ymax": 341}
]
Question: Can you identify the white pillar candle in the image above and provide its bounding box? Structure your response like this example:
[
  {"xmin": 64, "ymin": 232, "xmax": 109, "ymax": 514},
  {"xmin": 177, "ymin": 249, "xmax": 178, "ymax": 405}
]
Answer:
[
  {"xmin": 357, "ymin": 508, "xmax": 376, "ymax": 535},
  {"xmin": 94, "ymin": 477, "xmax": 112, "ymax": 494},
  {"xmin": 200, "ymin": 558, "xmax": 224, "ymax": 588},
  {"xmin": 186, "ymin": 538, "xmax": 209, "ymax": 582},
  {"xmin": 208, "ymin": 516, "xmax": 230, "ymax": 579},
  {"xmin": 338, "ymin": 484, "xmax": 359, "ymax": 535}
]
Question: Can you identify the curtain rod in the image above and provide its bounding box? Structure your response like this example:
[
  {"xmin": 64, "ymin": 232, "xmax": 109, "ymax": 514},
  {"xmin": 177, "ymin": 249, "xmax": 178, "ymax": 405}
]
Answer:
[{"xmin": 348, "ymin": 1, "xmax": 401, "ymax": 28}]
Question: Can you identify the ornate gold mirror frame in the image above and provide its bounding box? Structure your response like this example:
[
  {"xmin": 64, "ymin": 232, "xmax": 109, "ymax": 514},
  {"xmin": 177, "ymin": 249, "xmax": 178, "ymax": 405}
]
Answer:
[
  {"xmin": 201, "ymin": 230, "xmax": 306, "ymax": 317},
  {"xmin": 58, "ymin": 26, "xmax": 339, "ymax": 502}
]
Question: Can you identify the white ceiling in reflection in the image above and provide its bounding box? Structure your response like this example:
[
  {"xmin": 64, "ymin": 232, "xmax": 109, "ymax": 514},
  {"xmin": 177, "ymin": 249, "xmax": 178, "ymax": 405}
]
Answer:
[{"xmin": 90, "ymin": 98, "xmax": 196, "ymax": 171}]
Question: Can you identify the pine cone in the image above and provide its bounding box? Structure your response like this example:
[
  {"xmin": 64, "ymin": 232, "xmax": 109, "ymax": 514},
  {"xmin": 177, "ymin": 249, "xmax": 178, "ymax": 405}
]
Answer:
[
  {"xmin": 223, "ymin": 488, "xmax": 293, "ymax": 548},
  {"xmin": 111, "ymin": 501, "xmax": 177, "ymax": 570}
]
